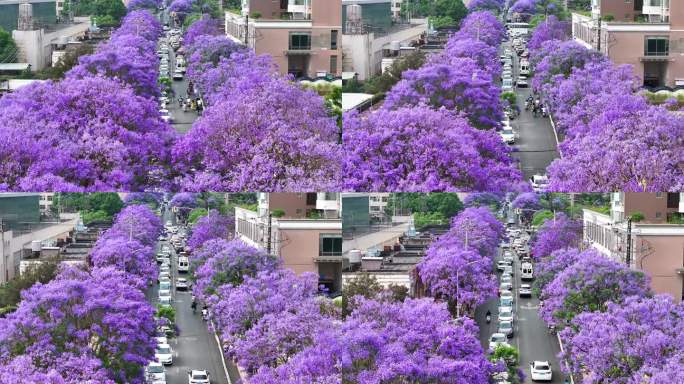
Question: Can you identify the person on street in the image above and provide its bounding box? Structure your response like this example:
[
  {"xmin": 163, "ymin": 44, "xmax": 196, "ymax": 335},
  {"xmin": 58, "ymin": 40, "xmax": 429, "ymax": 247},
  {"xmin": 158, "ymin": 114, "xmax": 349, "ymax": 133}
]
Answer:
[{"xmin": 485, "ymin": 310, "xmax": 491, "ymax": 323}]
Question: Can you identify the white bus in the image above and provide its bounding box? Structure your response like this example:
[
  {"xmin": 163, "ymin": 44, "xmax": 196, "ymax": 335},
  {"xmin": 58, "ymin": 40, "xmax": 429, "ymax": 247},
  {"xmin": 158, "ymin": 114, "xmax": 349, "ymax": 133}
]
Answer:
[
  {"xmin": 177, "ymin": 256, "xmax": 189, "ymax": 273},
  {"xmin": 507, "ymin": 22, "xmax": 531, "ymax": 37},
  {"xmin": 521, "ymin": 262, "xmax": 534, "ymax": 281}
]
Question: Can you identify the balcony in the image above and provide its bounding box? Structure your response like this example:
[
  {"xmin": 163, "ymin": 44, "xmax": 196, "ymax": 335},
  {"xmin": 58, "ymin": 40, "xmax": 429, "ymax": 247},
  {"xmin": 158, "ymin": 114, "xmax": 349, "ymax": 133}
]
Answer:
[
  {"xmin": 316, "ymin": 193, "xmax": 339, "ymax": 211},
  {"xmin": 287, "ymin": 0, "xmax": 311, "ymax": 17}
]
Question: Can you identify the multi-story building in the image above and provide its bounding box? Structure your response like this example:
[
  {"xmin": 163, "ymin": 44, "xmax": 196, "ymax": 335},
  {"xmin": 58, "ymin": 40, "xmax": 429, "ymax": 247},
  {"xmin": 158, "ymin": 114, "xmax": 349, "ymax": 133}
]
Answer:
[
  {"xmin": 572, "ymin": 0, "xmax": 684, "ymax": 87},
  {"xmin": 369, "ymin": 193, "xmax": 390, "ymax": 219},
  {"xmin": 0, "ymin": 193, "xmax": 80, "ymax": 284},
  {"xmin": 583, "ymin": 192, "xmax": 684, "ymax": 302},
  {"xmin": 39, "ymin": 193, "xmax": 55, "ymax": 216},
  {"xmin": 342, "ymin": 0, "xmax": 427, "ymax": 80},
  {"xmin": 234, "ymin": 193, "xmax": 343, "ymax": 292},
  {"xmin": 390, "ymin": 0, "xmax": 401, "ymax": 20},
  {"xmin": 224, "ymin": 0, "xmax": 342, "ymax": 78}
]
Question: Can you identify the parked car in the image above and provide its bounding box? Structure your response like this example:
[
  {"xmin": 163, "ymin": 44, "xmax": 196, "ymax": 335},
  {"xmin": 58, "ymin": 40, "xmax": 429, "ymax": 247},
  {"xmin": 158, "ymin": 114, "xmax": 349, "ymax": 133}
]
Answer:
[
  {"xmin": 519, "ymin": 284, "xmax": 532, "ymax": 297},
  {"xmin": 188, "ymin": 370, "xmax": 211, "ymax": 384},
  {"xmin": 500, "ymin": 281, "xmax": 513, "ymax": 292},
  {"xmin": 500, "ymin": 290, "xmax": 514, "ymax": 302},
  {"xmin": 530, "ymin": 361, "xmax": 553, "ymax": 381},
  {"xmin": 498, "ymin": 319, "xmax": 514, "ymax": 338},
  {"xmin": 498, "ymin": 306, "xmax": 514, "ymax": 323},
  {"xmin": 499, "ymin": 127, "xmax": 515, "ymax": 144},
  {"xmin": 158, "ymin": 296, "xmax": 172, "ymax": 308},
  {"xmin": 176, "ymin": 278, "xmax": 189, "ymax": 290},
  {"xmin": 155, "ymin": 344, "xmax": 173, "ymax": 365},
  {"xmin": 489, "ymin": 333, "xmax": 509, "ymax": 351},
  {"xmin": 145, "ymin": 361, "xmax": 166, "ymax": 383}
]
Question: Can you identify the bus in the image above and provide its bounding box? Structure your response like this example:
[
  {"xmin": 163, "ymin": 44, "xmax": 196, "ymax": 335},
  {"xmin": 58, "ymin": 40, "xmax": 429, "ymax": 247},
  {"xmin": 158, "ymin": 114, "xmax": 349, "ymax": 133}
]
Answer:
[{"xmin": 507, "ymin": 22, "xmax": 531, "ymax": 37}]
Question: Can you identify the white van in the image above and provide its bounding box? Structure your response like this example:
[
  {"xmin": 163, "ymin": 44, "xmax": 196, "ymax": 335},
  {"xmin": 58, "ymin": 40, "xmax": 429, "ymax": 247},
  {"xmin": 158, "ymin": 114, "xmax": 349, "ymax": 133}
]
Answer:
[
  {"xmin": 519, "ymin": 61, "xmax": 530, "ymax": 76},
  {"xmin": 177, "ymin": 256, "xmax": 189, "ymax": 273},
  {"xmin": 521, "ymin": 262, "xmax": 533, "ymax": 281}
]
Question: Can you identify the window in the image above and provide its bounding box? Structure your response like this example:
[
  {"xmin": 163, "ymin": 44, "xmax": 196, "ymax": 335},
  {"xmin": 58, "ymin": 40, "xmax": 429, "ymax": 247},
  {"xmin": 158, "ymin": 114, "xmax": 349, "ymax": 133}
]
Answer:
[
  {"xmin": 656, "ymin": 192, "xmax": 663, "ymax": 198},
  {"xmin": 656, "ymin": 212, "xmax": 662, "ymax": 218},
  {"xmin": 381, "ymin": 197, "xmax": 388, "ymax": 202},
  {"xmin": 306, "ymin": 193, "xmax": 317, "ymax": 205},
  {"xmin": 330, "ymin": 30, "xmax": 338, "ymax": 49},
  {"xmin": 330, "ymin": 55, "xmax": 337, "ymax": 74},
  {"xmin": 289, "ymin": 32, "xmax": 311, "ymax": 50},
  {"xmin": 370, "ymin": 206, "xmax": 380, "ymax": 211},
  {"xmin": 319, "ymin": 234, "xmax": 342, "ymax": 256},
  {"xmin": 644, "ymin": 36, "xmax": 669, "ymax": 56}
]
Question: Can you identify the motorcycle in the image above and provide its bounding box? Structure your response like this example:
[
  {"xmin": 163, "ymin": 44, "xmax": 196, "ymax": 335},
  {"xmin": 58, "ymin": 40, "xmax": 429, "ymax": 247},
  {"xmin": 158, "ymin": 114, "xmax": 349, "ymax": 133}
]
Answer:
[
  {"xmin": 542, "ymin": 106, "xmax": 549, "ymax": 117},
  {"xmin": 201, "ymin": 308, "xmax": 209, "ymax": 321},
  {"xmin": 485, "ymin": 311, "xmax": 491, "ymax": 324}
]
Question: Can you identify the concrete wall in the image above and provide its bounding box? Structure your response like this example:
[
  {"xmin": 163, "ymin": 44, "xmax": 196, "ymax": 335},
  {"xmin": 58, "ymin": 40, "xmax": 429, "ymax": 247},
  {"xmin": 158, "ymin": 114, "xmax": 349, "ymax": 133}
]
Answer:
[
  {"xmin": 246, "ymin": 0, "xmax": 285, "ymax": 19},
  {"xmin": 341, "ymin": 22, "xmax": 425, "ymax": 79},
  {"xmin": 268, "ymin": 193, "xmax": 315, "ymax": 218},
  {"xmin": 598, "ymin": 0, "xmax": 641, "ymax": 21},
  {"xmin": 635, "ymin": 233, "xmax": 684, "ymax": 302},
  {"xmin": 623, "ymin": 192, "xmax": 678, "ymax": 223}
]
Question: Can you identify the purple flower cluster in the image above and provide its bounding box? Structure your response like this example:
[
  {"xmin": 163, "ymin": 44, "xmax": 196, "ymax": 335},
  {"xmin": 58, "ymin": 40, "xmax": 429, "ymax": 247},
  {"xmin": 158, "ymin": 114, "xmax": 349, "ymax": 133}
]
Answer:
[
  {"xmin": 342, "ymin": 10, "xmax": 520, "ymax": 191},
  {"xmin": 169, "ymin": 0, "xmax": 192, "ymax": 14},
  {"xmin": 529, "ymin": 212, "xmax": 582, "ymax": 261},
  {"xmin": 509, "ymin": 0, "xmax": 536, "ymax": 14},
  {"xmin": 342, "ymin": 107, "xmax": 522, "ymax": 191},
  {"xmin": 187, "ymin": 210, "xmax": 234, "ymax": 251},
  {"xmin": 527, "ymin": 15, "xmax": 570, "ymax": 51},
  {"xmin": 467, "ymin": 0, "xmax": 505, "ymax": 12},
  {"xmin": 0, "ymin": 9, "xmax": 175, "ymax": 191},
  {"xmin": 561, "ymin": 294, "xmax": 684, "ymax": 382},
  {"xmin": 528, "ymin": 32, "xmax": 684, "ymax": 190},
  {"xmin": 0, "ymin": 266, "xmax": 157, "ymax": 383},
  {"xmin": 418, "ymin": 207, "xmax": 503, "ymax": 315},
  {"xmin": 169, "ymin": 192, "xmax": 197, "ymax": 208},
  {"xmin": 539, "ymin": 255, "xmax": 652, "ymax": 327},
  {"xmin": 463, "ymin": 192, "xmax": 503, "ymax": 208},
  {"xmin": 127, "ymin": 0, "xmax": 161, "ymax": 11},
  {"xmin": 183, "ymin": 15, "xmax": 223, "ymax": 46}
]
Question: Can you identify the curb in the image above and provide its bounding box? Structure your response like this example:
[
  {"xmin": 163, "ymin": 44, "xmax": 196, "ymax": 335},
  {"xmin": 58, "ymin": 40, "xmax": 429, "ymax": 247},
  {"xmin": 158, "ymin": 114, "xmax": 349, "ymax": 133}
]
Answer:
[
  {"xmin": 556, "ymin": 332, "xmax": 575, "ymax": 384},
  {"xmin": 548, "ymin": 114, "xmax": 562, "ymax": 158},
  {"xmin": 211, "ymin": 319, "xmax": 232, "ymax": 384}
]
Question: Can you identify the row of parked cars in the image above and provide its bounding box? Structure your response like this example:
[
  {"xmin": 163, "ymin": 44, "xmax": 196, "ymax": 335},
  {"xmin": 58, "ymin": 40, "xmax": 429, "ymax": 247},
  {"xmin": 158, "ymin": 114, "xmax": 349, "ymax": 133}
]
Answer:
[
  {"xmin": 145, "ymin": 222, "xmax": 212, "ymax": 384},
  {"xmin": 490, "ymin": 225, "xmax": 553, "ymax": 382}
]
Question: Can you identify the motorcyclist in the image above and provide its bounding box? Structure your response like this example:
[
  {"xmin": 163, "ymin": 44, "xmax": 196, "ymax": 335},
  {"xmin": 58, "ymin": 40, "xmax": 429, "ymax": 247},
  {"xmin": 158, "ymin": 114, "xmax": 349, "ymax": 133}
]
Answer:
[{"xmin": 485, "ymin": 310, "xmax": 492, "ymax": 323}]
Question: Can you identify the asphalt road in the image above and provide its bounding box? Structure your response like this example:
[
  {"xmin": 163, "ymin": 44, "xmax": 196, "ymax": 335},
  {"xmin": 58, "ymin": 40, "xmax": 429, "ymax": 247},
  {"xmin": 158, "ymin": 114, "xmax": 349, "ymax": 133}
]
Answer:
[
  {"xmin": 505, "ymin": 41, "xmax": 560, "ymax": 180},
  {"xmin": 159, "ymin": 11, "xmax": 199, "ymax": 134},
  {"xmin": 144, "ymin": 208, "xmax": 242, "ymax": 384},
  {"xmin": 475, "ymin": 208, "xmax": 567, "ymax": 384}
]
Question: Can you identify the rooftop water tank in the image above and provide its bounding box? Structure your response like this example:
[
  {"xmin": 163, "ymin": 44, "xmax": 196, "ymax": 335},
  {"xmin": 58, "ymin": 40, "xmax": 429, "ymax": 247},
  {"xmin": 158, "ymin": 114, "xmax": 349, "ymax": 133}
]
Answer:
[{"xmin": 348, "ymin": 249, "xmax": 362, "ymax": 264}]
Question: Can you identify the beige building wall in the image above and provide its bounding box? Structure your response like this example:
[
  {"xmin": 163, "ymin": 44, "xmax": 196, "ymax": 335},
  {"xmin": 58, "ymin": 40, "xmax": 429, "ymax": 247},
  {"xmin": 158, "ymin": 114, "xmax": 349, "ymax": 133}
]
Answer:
[
  {"xmin": 623, "ymin": 192, "xmax": 677, "ymax": 223},
  {"xmin": 597, "ymin": 0, "xmax": 641, "ymax": 21},
  {"xmin": 635, "ymin": 234, "xmax": 684, "ymax": 302},
  {"xmin": 268, "ymin": 193, "xmax": 316, "ymax": 218}
]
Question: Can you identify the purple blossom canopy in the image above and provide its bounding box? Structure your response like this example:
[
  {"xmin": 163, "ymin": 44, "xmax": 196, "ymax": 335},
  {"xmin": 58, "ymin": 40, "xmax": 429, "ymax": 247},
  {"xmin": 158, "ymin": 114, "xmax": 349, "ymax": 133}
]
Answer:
[
  {"xmin": 106, "ymin": 204, "xmax": 163, "ymax": 246},
  {"xmin": 534, "ymin": 247, "xmax": 593, "ymax": 293},
  {"xmin": 342, "ymin": 107, "xmax": 521, "ymax": 192},
  {"xmin": 431, "ymin": 37, "xmax": 502, "ymax": 78},
  {"xmin": 123, "ymin": 192, "xmax": 162, "ymax": 206},
  {"xmin": 0, "ymin": 266, "xmax": 157, "ymax": 384},
  {"xmin": 527, "ymin": 15, "xmax": 571, "ymax": 51},
  {"xmin": 383, "ymin": 60, "xmax": 503, "ymax": 129},
  {"xmin": 418, "ymin": 246, "xmax": 497, "ymax": 314},
  {"xmin": 509, "ymin": 0, "xmax": 537, "ymax": 14},
  {"xmin": 169, "ymin": 0, "xmax": 192, "ymax": 14},
  {"xmin": 127, "ymin": 0, "xmax": 161, "ymax": 11},
  {"xmin": 187, "ymin": 209, "xmax": 234, "ymax": 251},
  {"xmin": 456, "ymin": 11, "xmax": 506, "ymax": 47},
  {"xmin": 530, "ymin": 212, "xmax": 582, "ymax": 261},
  {"xmin": 113, "ymin": 10, "xmax": 162, "ymax": 42},
  {"xmin": 0, "ymin": 76, "xmax": 175, "ymax": 191},
  {"xmin": 540, "ymin": 255, "xmax": 652, "ymax": 327},
  {"xmin": 462, "ymin": 192, "xmax": 503, "ymax": 208},
  {"xmin": 191, "ymin": 239, "xmax": 279, "ymax": 301},
  {"xmin": 183, "ymin": 15, "xmax": 224, "ymax": 46},
  {"xmin": 170, "ymin": 192, "xmax": 197, "ymax": 208},
  {"xmin": 172, "ymin": 78, "xmax": 341, "ymax": 191},
  {"xmin": 89, "ymin": 237, "xmax": 157, "ymax": 288},
  {"xmin": 561, "ymin": 294, "xmax": 684, "ymax": 383},
  {"xmin": 444, "ymin": 206, "xmax": 505, "ymax": 257},
  {"xmin": 531, "ymin": 40, "xmax": 606, "ymax": 90},
  {"xmin": 339, "ymin": 297, "xmax": 494, "ymax": 383},
  {"xmin": 467, "ymin": 0, "xmax": 505, "ymax": 12}
]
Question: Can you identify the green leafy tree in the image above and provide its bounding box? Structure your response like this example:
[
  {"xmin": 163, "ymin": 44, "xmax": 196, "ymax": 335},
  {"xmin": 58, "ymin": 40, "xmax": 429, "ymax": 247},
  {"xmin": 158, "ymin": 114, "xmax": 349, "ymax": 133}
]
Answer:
[
  {"xmin": 188, "ymin": 208, "xmax": 208, "ymax": 224},
  {"xmin": 56, "ymin": 193, "xmax": 123, "ymax": 223},
  {"xmin": 156, "ymin": 305, "xmax": 176, "ymax": 324},
  {"xmin": 531, "ymin": 210, "xmax": 554, "ymax": 227},
  {"xmin": 37, "ymin": 44, "xmax": 94, "ymax": 80},
  {"xmin": 0, "ymin": 27, "xmax": 17, "ymax": 63},
  {"xmin": 341, "ymin": 273, "xmax": 382, "ymax": 316},
  {"xmin": 489, "ymin": 345, "xmax": 522, "ymax": 384},
  {"xmin": 0, "ymin": 258, "xmax": 59, "ymax": 312},
  {"xmin": 363, "ymin": 51, "xmax": 426, "ymax": 95},
  {"xmin": 386, "ymin": 193, "xmax": 463, "ymax": 219},
  {"xmin": 414, "ymin": 211, "xmax": 446, "ymax": 229}
]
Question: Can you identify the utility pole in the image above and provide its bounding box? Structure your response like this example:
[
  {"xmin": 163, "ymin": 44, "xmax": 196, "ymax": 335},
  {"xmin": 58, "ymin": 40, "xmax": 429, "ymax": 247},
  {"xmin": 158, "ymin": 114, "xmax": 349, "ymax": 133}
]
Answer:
[
  {"xmin": 266, "ymin": 213, "xmax": 272, "ymax": 254},
  {"xmin": 244, "ymin": 15, "xmax": 249, "ymax": 45},
  {"xmin": 596, "ymin": 17, "xmax": 602, "ymax": 52},
  {"xmin": 625, "ymin": 217, "xmax": 632, "ymax": 268}
]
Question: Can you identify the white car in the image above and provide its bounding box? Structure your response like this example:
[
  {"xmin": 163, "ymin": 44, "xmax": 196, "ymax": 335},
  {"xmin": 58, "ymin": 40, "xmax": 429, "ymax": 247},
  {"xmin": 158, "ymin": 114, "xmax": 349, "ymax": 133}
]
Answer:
[
  {"xmin": 500, "ymin": 274, "xmax": 512, "ymax": 284},
  {"xmin": 499, "ymin": 127, "xmax": 515, "ymax": 144},
  {"xmin": 489, "ymin": 333, "xmax": 509, "ymax": 351},
  {"xmin": 176, "ymin": 278, "xmax": 189, "ymax": 290},
  {"xmin": 500, "ymin": 290, "xmax": 514, "ymax": 302},
  {"xmin": 497, "ymin": 260, "xmax": 510, "ymax": 271},
  {"xmin": 159, "ymin": 281, "xmax": 171, "ymax": 291},
  {"xmin": 156, "ymin": 336, "xmax": 168, "ymax": 345},
  {"xmin": 499, "ymin": 281, "xmax": 513, "ymax": 292},
  {"xmin": 498, "ymin": 307, "xmax": 514, "ymax": 323},
  {"xmin": 145, "ymin": 361, "xmax": 166, "ymax": 382},
  {"xmin": 530, "ymin": 361, "xmax": 553, "ymax": 381},
  {"xmin": 158, "ymin": 296, "xmax": 173, "ymax": 308},
  {"xmin": 498, "ymin": 319, "xmax": 514, "ymax": 338},
  {"xmin": 530, "ymin": 174, "xmax": 550, "ymax": 192},
  {"xmin": 158, "ymin": 271, "xmax": 171, "ymax": 282},
  {"xmin": 155, "ymin": 344, "xmax": 173, "ymax": 365},
  {"xmin": 519, "ymin": 284, "xmax": 532, "ymax": 297},
  {"xmin": 502, "ymin": 265, "xmax": 513, "ymax": 276},
  {"xmin": 159, "ymin": 289, "xmax": 172, "ymax": 300},
  {"xmin": 173, "ymin": 70, "xmax": 184, "ymax": 80},
  {"xmin": 517, "ymin": 76, "xmax": 529, "ymax": 88},
  {"xmin": 502, "ymin": 78, "xmax": 514, "ymax": 92},
  {"xmin": 188, "ymin": 369, "xmax": 211, "ymax": 384}
]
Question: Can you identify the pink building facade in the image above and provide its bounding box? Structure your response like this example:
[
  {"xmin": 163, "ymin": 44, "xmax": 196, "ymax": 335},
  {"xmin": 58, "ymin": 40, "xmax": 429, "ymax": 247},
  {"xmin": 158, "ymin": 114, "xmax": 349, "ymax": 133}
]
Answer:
[
  {"xmin": 573, "ymin": 0, "xmax": 684, "ymax": 87},
  {"xmin": 225, "ymin": 0, "xmax": 341, "ymax": 78}
]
